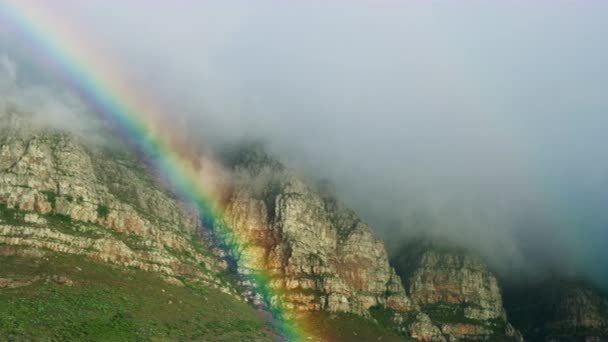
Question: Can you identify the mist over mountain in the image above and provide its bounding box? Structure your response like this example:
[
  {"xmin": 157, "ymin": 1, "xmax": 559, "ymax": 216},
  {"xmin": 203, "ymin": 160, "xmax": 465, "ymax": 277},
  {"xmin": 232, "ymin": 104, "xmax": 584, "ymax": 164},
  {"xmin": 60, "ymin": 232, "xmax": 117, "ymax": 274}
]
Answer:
[{"xmin": 1, "ymin": 0, "xmax": 607, "ymax": 292}]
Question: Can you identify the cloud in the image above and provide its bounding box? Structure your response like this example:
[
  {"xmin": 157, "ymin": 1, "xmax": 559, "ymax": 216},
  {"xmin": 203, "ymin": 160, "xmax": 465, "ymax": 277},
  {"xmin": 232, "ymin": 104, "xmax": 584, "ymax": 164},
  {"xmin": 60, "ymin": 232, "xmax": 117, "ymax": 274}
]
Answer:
[
  {"xmin": 0, "ymin": 54, "xmax": 103, "ymax": 139},
  {"xmin": 0, "ymin": 55, "xmax": 17, "ymax": 87},
  {"xmin": 1, "ymin": 1, "xmax": 608, "ymax": 288}
]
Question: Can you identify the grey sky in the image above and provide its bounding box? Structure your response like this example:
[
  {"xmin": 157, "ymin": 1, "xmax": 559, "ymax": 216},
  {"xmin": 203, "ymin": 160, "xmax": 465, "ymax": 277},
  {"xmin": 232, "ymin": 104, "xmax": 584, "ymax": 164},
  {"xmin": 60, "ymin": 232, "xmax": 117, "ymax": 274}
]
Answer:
[{"xmin": 1, "ymin": 1, "xmax": 607, "ymax": 287}]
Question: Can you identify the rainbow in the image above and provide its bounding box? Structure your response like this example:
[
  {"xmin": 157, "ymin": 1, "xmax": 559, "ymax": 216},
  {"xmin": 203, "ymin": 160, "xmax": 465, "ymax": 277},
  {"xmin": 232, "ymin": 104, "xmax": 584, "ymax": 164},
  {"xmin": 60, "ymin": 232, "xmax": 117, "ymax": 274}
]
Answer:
[{"xmin": 0, "ymin": 2, "xmax": 306, "ymax": 341}]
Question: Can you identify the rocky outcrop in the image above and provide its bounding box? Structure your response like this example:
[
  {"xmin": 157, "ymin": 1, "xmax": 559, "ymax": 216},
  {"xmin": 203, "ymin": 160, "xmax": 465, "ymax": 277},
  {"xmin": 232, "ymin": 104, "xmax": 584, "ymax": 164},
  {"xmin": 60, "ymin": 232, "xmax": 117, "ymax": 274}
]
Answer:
[
  {"xmin": 409, "ymin": 312, "xmax": 447, "ymax": 341},
  {"xmin": 221, "ymin": 145, "xmax": 415, "ymax": 317},
  {"xmin": 504, "ymin": 280, "xmax": 608, "ymax": 341},
  {"xmin": 1, "ymin": 112, "xmax": 442, "ymax": 339},
  {"xmin": 0, "ymin": 111, "xmax": 232, "ymax": 294},
  {"xmin": 393, "ymin": 241, "xmax": 522, "ymax": 341},
  {"xmin": 12, "ymin": 110, "xmax": 596, "ymax": 341}
]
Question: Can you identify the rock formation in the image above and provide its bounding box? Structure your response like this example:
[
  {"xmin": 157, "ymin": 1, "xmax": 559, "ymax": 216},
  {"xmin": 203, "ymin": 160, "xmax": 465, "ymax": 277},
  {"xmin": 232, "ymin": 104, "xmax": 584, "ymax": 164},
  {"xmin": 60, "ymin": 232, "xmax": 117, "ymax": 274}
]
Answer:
[
  {"xmin": 393, "ymin": 241, "xmax": 522, "ymax": 341},
  {"xmin": 504, "ymin": 279, "xmax": 608, "ymax": 341},
  {"xmin": 221, "ymin": 145, "xmax": 414, "ymax": 316},
  {"xmin": 2, "ymin": 110, "xmax": 604, "ymax": 341},
  {"xmin": 0, "ymin": 111, "xmax": 233, "ymax": 294},
  {"xmin": 0, "ymin": 111, "xmax": 431, "ymax": 339}
]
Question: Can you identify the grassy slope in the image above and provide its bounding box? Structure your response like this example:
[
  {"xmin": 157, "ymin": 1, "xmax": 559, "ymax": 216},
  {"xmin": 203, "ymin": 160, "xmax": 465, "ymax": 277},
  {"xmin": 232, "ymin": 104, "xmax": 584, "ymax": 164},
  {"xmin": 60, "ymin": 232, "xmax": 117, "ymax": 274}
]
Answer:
[
  {"xmin": 0, "ymin": 200, "xmax": 413, "ymax": 341},
  {"xmin": 0, "ymin": 253, "xmax": 274, "ymax": 342},
  {"xmin": 304, "ymin": 312, "xmax": 414, "ymax": 342},
  {"xmin": 0, "ymin": 133, "xmax": 412, "ymax": 341},
  {"xmin": 0, "ymin": 252, "xmax": 413, "ymax": 342}
]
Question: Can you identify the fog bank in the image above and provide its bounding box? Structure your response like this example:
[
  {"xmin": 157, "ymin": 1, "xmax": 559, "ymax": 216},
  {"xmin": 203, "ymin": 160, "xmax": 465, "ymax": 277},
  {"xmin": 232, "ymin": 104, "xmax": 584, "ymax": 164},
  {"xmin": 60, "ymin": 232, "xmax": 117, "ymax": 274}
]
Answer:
[{"xmin": 1, "ymin": 1, "xmax": 607, "ymax": 288}]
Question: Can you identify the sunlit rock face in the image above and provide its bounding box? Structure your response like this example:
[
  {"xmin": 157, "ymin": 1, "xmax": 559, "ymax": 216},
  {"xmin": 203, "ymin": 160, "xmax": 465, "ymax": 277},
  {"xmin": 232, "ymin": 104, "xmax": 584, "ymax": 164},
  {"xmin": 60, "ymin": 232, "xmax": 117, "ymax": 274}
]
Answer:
[
  {"xmin": 1, "ymin": 111, "xmax": 430, "ymax": 338},
  {"xmin": 393, "ymin": 242, "xmax": 523, "ymax": 341},
  {"xmin": 7, "ymin": 109, "xmax": 600, "ymax": 341},
  {"xmin": 0, "ymin": 111, "xmax": 233, "ymax": 295},
  {"xmin": 222, "ymin": 145, "xmax": 415, "ymax": 316}
]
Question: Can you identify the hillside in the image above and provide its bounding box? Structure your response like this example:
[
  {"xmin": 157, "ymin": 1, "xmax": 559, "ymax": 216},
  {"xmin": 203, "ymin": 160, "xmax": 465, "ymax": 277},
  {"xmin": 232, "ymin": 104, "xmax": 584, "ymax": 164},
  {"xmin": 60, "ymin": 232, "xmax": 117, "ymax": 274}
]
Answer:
[
  {"xmin": 0, "ymin": 111, "xmax": 606, "ymax": 341},
  {"xmin": 504, "ymin": 279, "xmax": 608, "ymax": 341},
  {"xmin": 392, "ymin": 241, "xmax": 522, "ymax": 341},
  {"xmin": 0, "ymin": 111, "xmax": 417, "ymax": 340}
]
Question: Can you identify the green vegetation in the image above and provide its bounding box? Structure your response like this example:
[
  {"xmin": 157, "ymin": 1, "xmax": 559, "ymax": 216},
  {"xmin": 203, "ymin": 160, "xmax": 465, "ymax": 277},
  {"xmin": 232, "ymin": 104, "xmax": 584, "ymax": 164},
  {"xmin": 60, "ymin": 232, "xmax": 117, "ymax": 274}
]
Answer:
[
  {"xmin": 97, "ymin": 205, "xmax": 111, "ymax": 218},
  {"xmin": 41, "ymin": 191, "xmax": 57, "ymax": 211},
  {"xmin": 124, "ymin": 234, "xmax": 147, "ymax": 251},
  {"xmin": 0, "ymin": 253, "xmax": 274, "ymax": 341},
  {"xmin": 420, "ymin": 303, "xmax": 510, "ymax": 338},
  {"xmin": 0, "ymin": 203, "xmax": 24, "ymax": 225},
  {"xmin": 420, "ymin": 303, "xmax": 472, "ymax": 324},
  {"xmin": 369, "ymin": 305, "xmax": 398, "ymax": 326},
  {"xmin": 47, "ymin": 213, "xmax": 73, "ymax": 225},
  {"xmin": 304, "ymin": 312, "xmax": 416, "ymax": 342},
  {"xmin": 189, "ymin": 233, "xmax": 215, "ymax": 258},
  {"xmin": 284, "ymin": 287, "xmax": 326, "ymax": 297},
  {"xmin": 0, "ymin": 204, "xmax": 71, "ymax": 229},
  {"xmin": 370, "ymin": 305, "xmax": 417, "ymax": 335}
]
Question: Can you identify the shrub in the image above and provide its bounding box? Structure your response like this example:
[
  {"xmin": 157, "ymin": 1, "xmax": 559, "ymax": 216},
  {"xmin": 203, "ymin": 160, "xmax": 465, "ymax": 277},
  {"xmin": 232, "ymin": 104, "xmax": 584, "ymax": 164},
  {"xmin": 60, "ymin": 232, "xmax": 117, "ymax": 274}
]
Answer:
[
  {"xmin": 52, "ymin": 213, "xmax": 72, "ymax": 225},
  {"xmin": 42, "ymin": 191, "xmax": 57, "ymax": 211},
  {"xmin": 97, "ymin": 205, "xmax": 110, "ymax": 218}
]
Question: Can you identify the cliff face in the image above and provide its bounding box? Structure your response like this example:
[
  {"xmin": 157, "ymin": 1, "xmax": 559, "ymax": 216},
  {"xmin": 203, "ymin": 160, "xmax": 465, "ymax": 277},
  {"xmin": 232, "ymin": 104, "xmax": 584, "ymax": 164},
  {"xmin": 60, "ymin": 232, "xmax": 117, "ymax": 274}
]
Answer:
[
  {"xmin": 0, "ymin": 112, "xmax": 232, "ymax": 294},
  {"xmin": 393, "ymin": 243, "xmax": 522, "ymax": 341},
  {"xmin": 0, "ymin": 112, "xmax": 433, "ymax": 339},
  {"xmin": 3, "ymin": 111, "xmax": 603, "ymax": 342},
  {"xmin": 222, "ymin": 146, "xmax": 413, "ymax": 315},
  {"xmin": 504, "ymin": 280, "xmax": 608, "ymax": 342}
]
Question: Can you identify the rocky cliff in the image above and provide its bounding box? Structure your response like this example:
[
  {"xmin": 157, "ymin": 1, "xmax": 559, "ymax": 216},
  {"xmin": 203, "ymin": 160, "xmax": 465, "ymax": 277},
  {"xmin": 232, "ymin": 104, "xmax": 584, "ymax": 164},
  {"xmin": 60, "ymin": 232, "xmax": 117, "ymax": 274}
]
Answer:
[
  {"xmin": 393, "ymin": 241, "xmax": 522, "ymax": 341},
  {"xmin": 0, "ymin": 111, "xmax": 427, "ymax": 340},
  {"xmin": 221, "ymin": 145, "xmax": 413, "ymax": 317},
  {"xmin": 504, "ymin": 279, "xmax": 608, "ymax": 341},
  {"xmin": 0, "ymin": 111, "xmax": 234, "ymax": 294},
  {"xmin": 2, "ymin": 110, "xmax": 605, "ymax": 341}
]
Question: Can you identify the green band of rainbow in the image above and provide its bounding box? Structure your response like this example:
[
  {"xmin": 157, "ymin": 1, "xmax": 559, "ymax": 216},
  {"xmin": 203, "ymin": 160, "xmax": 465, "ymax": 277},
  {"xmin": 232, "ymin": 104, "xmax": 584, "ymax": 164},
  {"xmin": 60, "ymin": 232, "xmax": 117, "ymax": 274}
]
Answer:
[{"xmin": 0, "ymin": 2, "xmax": 306, "ymax": 341}]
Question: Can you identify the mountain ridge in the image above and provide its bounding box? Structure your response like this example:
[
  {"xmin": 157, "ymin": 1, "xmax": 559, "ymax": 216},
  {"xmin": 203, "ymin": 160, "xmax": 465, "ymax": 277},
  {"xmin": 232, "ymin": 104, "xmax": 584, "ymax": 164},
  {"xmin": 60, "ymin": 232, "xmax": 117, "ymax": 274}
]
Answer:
[{"xmin": 0, "ymin": 111, "xmax": 606, "ymax": 341}]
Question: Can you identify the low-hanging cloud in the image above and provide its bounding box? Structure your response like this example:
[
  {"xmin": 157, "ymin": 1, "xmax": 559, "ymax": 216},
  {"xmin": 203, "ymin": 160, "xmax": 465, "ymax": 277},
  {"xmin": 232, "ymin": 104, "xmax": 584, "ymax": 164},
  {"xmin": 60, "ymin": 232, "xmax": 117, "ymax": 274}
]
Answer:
[
  {"xmin": 0, "ymin": 54, "xmax": 100, "ymax": 138},
  {"xmin": 1, "ymin": 1, "xmax": 608, "ymax": 288}
]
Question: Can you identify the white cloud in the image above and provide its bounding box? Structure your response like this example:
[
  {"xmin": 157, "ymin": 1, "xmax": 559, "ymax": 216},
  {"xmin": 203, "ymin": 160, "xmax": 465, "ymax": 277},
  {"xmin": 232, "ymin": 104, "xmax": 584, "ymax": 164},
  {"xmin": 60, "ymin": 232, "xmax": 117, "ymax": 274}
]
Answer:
[{"xmin": 1, "ymin": 1, "xmax": 608, "ymax": 288}]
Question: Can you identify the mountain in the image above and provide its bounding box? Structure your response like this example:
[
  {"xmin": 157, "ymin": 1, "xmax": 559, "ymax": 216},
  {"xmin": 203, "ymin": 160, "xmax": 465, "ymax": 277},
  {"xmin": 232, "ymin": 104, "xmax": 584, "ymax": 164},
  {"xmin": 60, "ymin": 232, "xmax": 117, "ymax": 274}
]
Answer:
[
  {"xmin": 392, "ymin": 241, "xmax": 522, "ymax": 341},
  {"xmin": 504, "ymin": 279, "xmax": 608, "ymax": 342},
  {"xmin": 0, "ymin": 111, "xmax": 277, "ymax": 340},
  {"xmin": 0, "ymin": 111, "xmax": 414, "ymax": 341},
  {"xmin": 222, "ymin": 144, "xmax": 412, "ymax": 314},
  {"xmin": 392, "ymin": 240, "xmax": 608, "ymax": 342},
  {"xmin": 0, "ymin": 110, "xmax": 606, "ymax": 341}
]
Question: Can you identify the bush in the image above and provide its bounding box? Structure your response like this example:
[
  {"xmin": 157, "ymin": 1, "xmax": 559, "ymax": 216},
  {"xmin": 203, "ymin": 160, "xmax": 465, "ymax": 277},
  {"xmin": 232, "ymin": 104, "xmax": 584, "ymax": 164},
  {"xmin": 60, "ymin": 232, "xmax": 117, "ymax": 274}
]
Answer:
[
  {"xmin": 42, "ymin": 191, "xmax": 57, "ymax": 211},
  {"xmin": 51, "ymin": 213, "xmax": 72, "ymax": 225},
  {"xmin": 97, "ymin": 205, "xmax": 110, "ymax": 218},
  {"xmin": 0, "ymin": 204, "xmax": 23, "ymax": 224}
]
